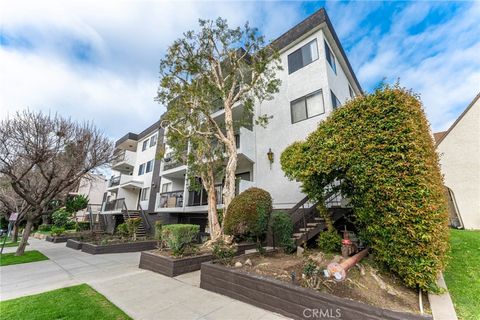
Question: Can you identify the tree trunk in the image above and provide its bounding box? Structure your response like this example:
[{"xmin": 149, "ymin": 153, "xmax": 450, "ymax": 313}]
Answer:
[
  {"xmin": 12, "ymin": 223, "xmax": 19, "ymax": 243},
  {"xmin": 202, "ymin": 168, "xmax": 221, "ymax": 242},
  {"xmin": 222, "ymin": 102, "xmax": 239, "ymax": 225},
  {"xmin": 15, "ymin": 218, "xmax": 33, "ymax": 256}
]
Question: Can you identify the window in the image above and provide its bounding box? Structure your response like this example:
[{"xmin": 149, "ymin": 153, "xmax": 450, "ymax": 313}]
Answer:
[
  {"xmin": 142, "ymin": 140, "xmax": 148, "ymax": 151},
  {"xmin": 149, "ymin": 134, "xmax": 157, "ymax": 147},
  {"xmin": 290, "ymin": 90, "xmax": 325, "ymax": 123},
  {"xmin": 325, "ymin": 40, "xmax": 336, "ymax": 74},
  {"xmin": 349, "ymin": 85, "xmax": 354, "ymax": 99},
  {"xmin": 145, "ymin": 160, "xmax": 154, "ymax": 173},
  {"xmin": 140, "ymin": 187, "xmax": 150, "ymax": 201},
  {"xmin": 331, "ymin": 90, "xmax": 341, "ymax": 110},
  {"xmin": 288, "ymin": 40, "xmax": 319, "ymax": 74},
  {"xmin": 138, "ymin": 163, "xmax": 145, "ymax": 175},
  {"xmin": 161, "ymin": 182, "xmax": 172, "ymax": 193}
]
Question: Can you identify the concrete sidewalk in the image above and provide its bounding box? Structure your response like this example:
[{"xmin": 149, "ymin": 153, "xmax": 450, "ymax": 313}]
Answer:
[{"xmin": 0, "ymin": 238, "xmax": 287, "ymax": 320}]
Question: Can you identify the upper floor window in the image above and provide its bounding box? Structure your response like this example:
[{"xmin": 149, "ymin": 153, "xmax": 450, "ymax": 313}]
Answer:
[
  {"xmin": 331, "ymin": 90, "xmax": 341, "ymax": 110},
  {"xmin": 290, "ymin": 90, "xmax": 324, "ymax": 124},
  {"xmin": 149, "ymin": 134, "xmax": 157, "ymax": 147},
  {"xmin": 349, "ymin": 85, "xmax": 354, "ymax": 99},
  {"xmin": 140, "ymin": 187, "xmax": 150, "ymax": 201},
  {"xmin": 288, "ymin": 39, "xmax": 319, "ymax": 74},
  {"xmin": 145, "ymin": 160, "xmax": 154, "ymax": 173},
  {"xmin": 138, "ymin": 163, "xmax": 145, "ymax": 175},
  {"xmin": 325, "ymin": 41, "xmax": 336, "ymax": 74},
  {"xmin": 161, "ymin": 182, "xmax": 172, "ymax": 193},
  {"xmin": 142, "ymin": 140, "xmax": 148, "ymax": 151}
]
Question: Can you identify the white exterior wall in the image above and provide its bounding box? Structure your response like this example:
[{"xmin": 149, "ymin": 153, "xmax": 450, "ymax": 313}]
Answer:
[
  {"xmin": 437, "ymin": 97, "xmax": 480, "ymax": 229},
  {"xmin": 253, "ymin": 28, "xmax": 355, "ymax": 208}
]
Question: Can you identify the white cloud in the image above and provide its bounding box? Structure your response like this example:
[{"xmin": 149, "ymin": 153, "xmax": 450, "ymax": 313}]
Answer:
[{"xmin": 1, "ymin": 0, "xmax": 479, "ymax": 136}]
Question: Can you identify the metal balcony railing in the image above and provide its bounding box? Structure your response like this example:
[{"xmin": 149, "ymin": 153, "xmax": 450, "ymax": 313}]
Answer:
[
  {"xmin": 103, "ymin": 198, "xmax": 125, "ymax": 211},
  {"xmin": 158, "ymin": 191, "xmax": 184, "ymax": 208},
  {"xmin": 109, "ymin": 176, "xmax": 121, "ymax": 187}
]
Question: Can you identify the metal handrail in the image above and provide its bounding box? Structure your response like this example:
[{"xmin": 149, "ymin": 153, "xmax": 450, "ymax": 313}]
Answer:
[{"xmin": 137, "ymin": 204, "xmax": 151, "ymax": 232}]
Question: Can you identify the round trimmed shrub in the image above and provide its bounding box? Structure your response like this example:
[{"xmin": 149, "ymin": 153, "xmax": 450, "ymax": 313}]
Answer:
[
  {"xmin": 223, "ymin": 187, "xmax": 272, "ymax": 240},
  {"xmin": 281, "ymin": 85, "xmax": 449, "ymax": 291}
]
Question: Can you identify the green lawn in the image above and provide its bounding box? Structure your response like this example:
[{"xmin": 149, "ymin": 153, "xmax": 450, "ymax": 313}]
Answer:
[
  {"xmin": 0, "ymin": 284, "xmax": 131, "ymax": 320},
  {"xmin": 0, "ymin": 250, "xmax": 49, "ymax": 266},
  {"xmin": 1, "ymin": 241, "xmax": 29, "ymax": 247},
  {"xmin": 444, "ymin": 229, "xmax": 480, "ymax": 320}
]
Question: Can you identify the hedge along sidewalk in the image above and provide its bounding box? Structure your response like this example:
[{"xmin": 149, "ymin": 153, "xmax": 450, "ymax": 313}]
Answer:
[
  {"xmin": 0, "ymin": 250, "xmax": 49, "ymax": 266},
  {"xmin": 0, "ymin": 284, "xmax": 131, "ymax": 320}
]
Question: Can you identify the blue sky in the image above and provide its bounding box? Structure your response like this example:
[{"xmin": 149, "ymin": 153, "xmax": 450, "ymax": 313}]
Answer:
[{"xmin": 1, "ymin": 0, "xmax": 479, "ymax": 139}]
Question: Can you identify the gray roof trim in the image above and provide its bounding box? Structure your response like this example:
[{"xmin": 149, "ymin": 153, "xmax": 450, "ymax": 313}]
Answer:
[
  {"xmin": 114, "ymin": 119, "xmax": 163, "ymax": 147},
  {"xmin": 271, "ymin": 8, "xmax": 362, "ymax": 93}
]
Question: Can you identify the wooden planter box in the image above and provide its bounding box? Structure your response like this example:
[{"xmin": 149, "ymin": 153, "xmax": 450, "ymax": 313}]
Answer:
[
  {"xmin": 66, "ymin": 239, "xmax": 83, "ymax": 250},
  {"xmin": 81, "ymin": 240, "xmax": 157, "ymax": 255},
  {"xmin": 200, "ymin": 262, "xmax": 432, "ymax": 320},
  {"xmin": 139, "ymin": 242, "xmax": 257, "ymax": 277},
  {"xmin": 139, "ymin": 251, "xmax": 214, "ymax": 277},
  {"xmin": 46, "ymin": 235, "xmax": 79, "ymax": 243}
]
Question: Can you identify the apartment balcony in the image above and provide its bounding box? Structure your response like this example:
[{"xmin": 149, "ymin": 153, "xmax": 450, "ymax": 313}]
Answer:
[
  {"xmin": 161, "ymin": 152, "xmax": 187, "ymax": 178},
  {"xmin": 107, "ymin": 174, "xmax": 143, "ymax": 191},
  {"xmin": 156, "ymin": 190, "xmax": 184, "ymax": 209},
  {"xmin": 236, "ymin": 126, "xmax": 255, "ymax": 163},
  {"xmin": 103, "ymin": 198, "xmax": 125, "ymax": 212},
  {"xmin": 111, "ymin": 149, "xmax": 136, "ymax": 174}
]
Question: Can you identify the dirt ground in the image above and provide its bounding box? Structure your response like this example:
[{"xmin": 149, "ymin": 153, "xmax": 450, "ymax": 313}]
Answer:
[{"xmin": 231, "ymin": 251, "xmax": 430, "ymax": 315}]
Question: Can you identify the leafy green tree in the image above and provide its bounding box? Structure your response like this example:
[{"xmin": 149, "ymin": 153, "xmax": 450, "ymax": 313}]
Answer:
[
  {"xmin": 281, "ymin": 85, "xmax": 449, "ymax": 291},
  {"xmin": 157, "ymin": 18, "xmax": 282, "ymax": 241}
]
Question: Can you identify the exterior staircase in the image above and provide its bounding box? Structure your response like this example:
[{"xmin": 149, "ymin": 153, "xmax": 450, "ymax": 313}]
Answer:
[
  {"xmin": 289, "ymin": 190, "xmax": 349, "ymax": 246},
  {"xmin": 122, "ymin": 205, "xmax": 151, "ymax": 239}
]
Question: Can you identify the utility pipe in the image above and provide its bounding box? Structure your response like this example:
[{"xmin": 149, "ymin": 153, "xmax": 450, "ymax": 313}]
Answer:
[{"xmin": 326, "ymin": 248, "xmax": 369, "ymax": 281}]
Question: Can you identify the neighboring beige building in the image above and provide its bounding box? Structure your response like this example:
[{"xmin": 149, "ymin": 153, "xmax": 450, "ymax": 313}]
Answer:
[
  {"xmin": 435, "ymin": 92, "xmax": 480, "ymax": 229},
  {"xmin": 75, "ymin": 173, "xmax": 108, "ymax": 205}
]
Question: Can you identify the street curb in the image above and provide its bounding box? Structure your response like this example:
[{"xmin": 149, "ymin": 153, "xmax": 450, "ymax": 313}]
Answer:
[{"xmin": 428, "ymin": 273, "xmax": 458, "ymax": 320}]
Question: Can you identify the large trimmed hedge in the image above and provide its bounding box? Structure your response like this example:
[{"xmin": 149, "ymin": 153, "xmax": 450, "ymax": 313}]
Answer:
[
  {"xmin": 281, "ymin": 85, "xmax": 449, "ymax": 291},
  {"xmin": 223, "ymin": 187, "xmax": 272, "ymax": 240}
]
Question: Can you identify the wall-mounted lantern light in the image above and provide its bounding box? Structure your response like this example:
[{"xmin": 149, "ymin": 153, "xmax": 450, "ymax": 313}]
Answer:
[{"xmin": 267, "ymin": 148, "xmax": 274, "ymax": 169}]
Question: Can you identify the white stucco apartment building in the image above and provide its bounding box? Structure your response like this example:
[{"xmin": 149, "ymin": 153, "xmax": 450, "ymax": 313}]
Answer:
[
  {"xmin": 435, "ymin": 93, "xmax": 480, "ymax": 229},
  {"xmin": 154, "ymin": 8, "xmax": 362, "ymax": 230}
]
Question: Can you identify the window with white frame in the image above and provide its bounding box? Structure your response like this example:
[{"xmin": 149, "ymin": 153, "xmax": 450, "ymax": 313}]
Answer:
[
  {"xmin": 287, "ymin": 39, "xmax": 319, "ymax": 74},
  {"xmin": 149, "ymin": 134, "xmax": 157, "ymax": 147},
  {"xmin": 145, "ymin": 160, "xmax": 154, "ymax": 173},
  {"xmin": 325, "ymin": 40, "xmax": 336, "ymax": 74},
  {"xmin": 140, "ymin": 187, "xmax": 150, "ymax": 201},
  {"xmin": 142, "ymin": 140, "xmax": 148, "ymax": 151},
  {"xmin": 161, "ymin": 182, "xmax": 172, "ymax": 193},
  {"xmin": 290, "ymin": 90, "xmax": 325, "ymax": 123},
  {"xmin": 138, "ymin": 163, "xmax": 145, "ymax": 175},
  {"xmin": 331, "ymin": 90, "xmax": 341, "ymax": 110}
]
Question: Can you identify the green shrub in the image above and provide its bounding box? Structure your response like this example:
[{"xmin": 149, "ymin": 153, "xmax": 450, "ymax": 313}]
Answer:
[
  {"xmin": 66, "ymin": 195, "xmax": 89, "ymax": 213},
  {"xmin": 281, "ymin": 85, "xmax": 449, "ymax": 291},
  {"xmin": 116, "ymin": 223, "xmax": 129, "ymax": 238},
  {"xmin": 271, "ymin": 211, "xmax": 296, "ymax": 252},
  {"xmin": 65, "ymin": 221, "xmax": 76, "ymax": 230},
  {"xmin": 75, "ymin": 221, "xmax": 90, "ymax": 231},
  {"xmin": 316, "ymin": 230, "xmax": 341, "ymax": 253},
  {"xmin": 51, "ymin": 226, "xmax": 65, "ymax": 236},
  {"xmin": 38, "ymin": 224, "xmax": 52, "ymax": 232},
  {"xmin": 52, "ymin": 208, "xmax": 71, "ymax": 227},
  {"xmin": 161, "ymin": 224, "xmax": 199, "ymax": 256},
  {"xmin": 223, "ymin": 187, "xmax": 272, "ymax": 241},
  {"xmin": 212, "ymin": 240, "xmax": 237, "ymax": 265},
  {"xmin": 155, "ymin": 221, "xmax": 163, "ymax": 240}
]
